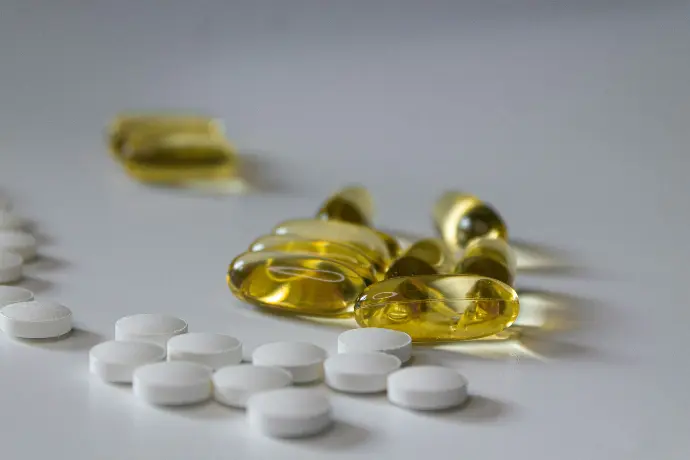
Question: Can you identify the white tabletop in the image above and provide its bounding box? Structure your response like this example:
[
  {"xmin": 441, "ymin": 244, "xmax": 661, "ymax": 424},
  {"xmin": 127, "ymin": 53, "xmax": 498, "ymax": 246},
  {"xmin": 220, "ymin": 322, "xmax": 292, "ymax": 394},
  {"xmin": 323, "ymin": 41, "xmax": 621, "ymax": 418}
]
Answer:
[{"xmin": 1, "ymin": 1, "xmax": 688, "ymax": 459}]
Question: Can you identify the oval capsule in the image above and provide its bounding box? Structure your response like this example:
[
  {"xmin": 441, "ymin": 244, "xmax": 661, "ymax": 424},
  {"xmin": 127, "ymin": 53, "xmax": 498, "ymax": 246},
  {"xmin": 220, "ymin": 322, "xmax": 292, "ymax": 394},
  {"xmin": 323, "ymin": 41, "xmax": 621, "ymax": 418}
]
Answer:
[
  {"xmin": 316, "ymin": 185, "xmax": 374, "ymax": 226},
  {"xmin": 456, "ymin": 236, "xmax": 516, "ymax": 286},
  {"xmin": 433, "ymin": 192, "xmax": 508, "ymax": 252},
  {"xmin": 228, "ymin": 251, "xmax": 368, "ymax": 316},
  {"xmin": 385, "ymin": 238, "xmax": 455, "ymax": 279},
  {"xmin": 354, "ymin": 274, "xmax": 519, "ymax": 342},
  {"xmin": 375, "ymin": 230, "xmax": 403, "ymax": 260}
]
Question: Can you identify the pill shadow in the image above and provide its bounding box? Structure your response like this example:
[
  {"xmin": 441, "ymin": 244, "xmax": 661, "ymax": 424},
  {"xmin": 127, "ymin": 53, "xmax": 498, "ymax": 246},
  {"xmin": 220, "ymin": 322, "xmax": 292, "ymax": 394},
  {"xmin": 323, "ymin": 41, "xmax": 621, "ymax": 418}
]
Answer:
[
  {"xmin": 22, "ymin": 219, "xmax": 54, "ymax": 246},
  {"xmin": 282, "ymin": 421, "xmax": 371, "ymax": 451},
  {"xmin": 511, "ymin": 238, "xmax": 585, "ymax": 277},
  {"xmin": 236, "ymin": 150, "xmax": 296, "ymax": 195},
  {"xmin": 16, "ymin": 275, "xmax": 54, "ymax": 293},
  {"xmin": 26, "ymin": 254, "xmax": 71, "ymax": 271},
  {"xmin": 20, "ymin": 327, "xmax": 105, "ymax": 351},
  {"xmin": 418, "ymin": 395, "xmax": 514, "ymax": 424},
  {"xmin": 157, "ymin": 400, "xmax": 237, "ymax": 421}
]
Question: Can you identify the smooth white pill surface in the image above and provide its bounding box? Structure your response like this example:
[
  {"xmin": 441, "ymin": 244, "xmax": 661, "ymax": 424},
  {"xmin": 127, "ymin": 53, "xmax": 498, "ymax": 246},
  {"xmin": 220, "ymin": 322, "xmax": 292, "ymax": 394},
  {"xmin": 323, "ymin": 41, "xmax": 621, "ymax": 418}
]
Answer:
[
  {"xmin": 115, "ymin": 314, "xmax": 187, "ymax": 348},
  {"xmin": 0, "ymin": 211, "xmax": 24, "ymax": 230},
  {"xmin": 338, "ymin": 328, "xmax": 412, "ymax": 363},
  {"xmin": 213, "ymin": 364, "xmax": 292, "ymax": 408},
  {"xmin": 0, "ymin": 300, "xmax": 72, "ymax": 339},
  {"xmin": 324, "ymin": 351, "xmax": 401, "ymax": 393},
  {"xmin": 167, "ymin": 333, "xmax": 242, "ymax": 369},
  {"xmin": 133, "ymin": 361, "xmax": 212, "ymax": 406},
  {"xmin": 252, "ymin": 342, "xmax": 327, "ymax": 383},
  {"xmin": 247, "ymin": 388, "xmax": 332, "ymax": 438},
  {"xmin": 387, "ymin": 366, "xmax": 469, "ymax": 410},
  {"xmin": 0, "ymin": 231, "xmax": 37, "ymax": 260},
  {"xmin": 0, "ymin": 286, "xmax": 33, "ymax": 307},
  {"xmin": 90, "ymin": 340, "xmax": 166, "ymax": 383},
  {"xmin": 0, "ymin": 251, "xmax": 23, "ymax": 284}
]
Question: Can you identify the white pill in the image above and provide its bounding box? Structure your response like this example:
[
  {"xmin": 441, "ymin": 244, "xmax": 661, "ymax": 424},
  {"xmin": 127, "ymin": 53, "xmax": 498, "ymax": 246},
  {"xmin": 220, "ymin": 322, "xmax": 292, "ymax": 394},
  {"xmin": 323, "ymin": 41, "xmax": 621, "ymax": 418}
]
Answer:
[
  {"xmin": 0, "ymin": 231, "xmax": 37, "ymax": 261},
  {"xmin": 213, "ymin": 364, "xmax": 292, "ymax": 408},
  {"xmin": 0, "ymin": 251, "xmax": 23, "ymax": 284},
  {"xmin": 387, "ymin": 366, "xmax": 469, "ymax": 410},
  {"xmin": 252, "ymin": 342, "xmax": 327, "ymax": 383},
  {"xmin": 338, "ymin": 328, "xmax": 412, "ymax": 363},
  {"xmin": 167, "ymin": 333, "xmax": 242, "ymax": 369},
  {"xmin": 324, "ymin": 351, "xmax": 401, "ymax": 393},
  {"xmin": 0, "ymin": 300, "xmax": 72, "ymax": 339},
  {"xmin": 115, "ymin": 313, "xmax": 187, "ymax": 348},
  {"xmin": 133, "ymin": 361, "xmax": 212, "ymax": 406},
  {"xmin": 0, "ymin": 286, "xmax": 33, "ymax": 307},
  {"xmin": 247, "ymin": 388, "xmax": 332, "ymax": 438},
  {"xmin": 89, "ymin": 340, "xmax": 166, "ymax": 383},
  {"xmin": 0, "ymin": 211, "xmax": 24, "ymax": 230}
]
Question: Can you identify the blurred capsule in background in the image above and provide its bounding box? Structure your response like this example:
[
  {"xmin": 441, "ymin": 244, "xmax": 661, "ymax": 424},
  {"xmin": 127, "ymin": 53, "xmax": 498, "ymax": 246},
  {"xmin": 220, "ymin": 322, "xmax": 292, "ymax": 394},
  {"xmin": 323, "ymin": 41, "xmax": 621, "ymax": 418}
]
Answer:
[
  {"xmin": 316, "ymin": 185, "xmax": 374, "ymax": 226},
  {"xmin": 385, "ymin": 238, "xmax": 455, "ymax": 279},
  {"xmin": 456, "ymin": 236, "xmax": 516, "ymax": 286}
]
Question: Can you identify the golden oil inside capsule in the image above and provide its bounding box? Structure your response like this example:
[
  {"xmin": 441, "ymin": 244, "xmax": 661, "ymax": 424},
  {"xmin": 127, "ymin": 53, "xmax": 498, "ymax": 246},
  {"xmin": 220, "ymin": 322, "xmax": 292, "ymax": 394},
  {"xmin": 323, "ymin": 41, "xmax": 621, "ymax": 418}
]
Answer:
[
  {"xmin": 272, "ymin": 219, "xmax": 391, "ymax": 273},
  {"xmin": 316, "ymin": 186, "xmax": 374, "ymax": 226},
  {"xmin": 433, "ymin": 192, "xmax": 508, "ymax": 251},
  {"xmin": 456, "ymin": 236, "xmax": 516, "ymax": 286},
  {"xmin": 228, "ymin": 251, "xmax": 367, "ymax": 316},
  {"xmin": 248, "ymin": 234, "xmax": 377, "ymax": 285},
  {"xmin": 375, "ymin": 230, "xmax": 403, "ymax": 260},
  {"xmin": 385, "ymin": 238, "xmax": 455, "ymax": 279},
  {"xmin": 354, "ymin": 274, "xmax": 519, "ymax": 342}
]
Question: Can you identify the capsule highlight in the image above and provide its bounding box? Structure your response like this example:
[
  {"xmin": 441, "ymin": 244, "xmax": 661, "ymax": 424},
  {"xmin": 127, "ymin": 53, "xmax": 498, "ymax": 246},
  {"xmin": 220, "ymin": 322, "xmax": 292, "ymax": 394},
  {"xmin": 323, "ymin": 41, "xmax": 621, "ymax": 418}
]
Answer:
[
  {"xmin": 456, "ymin": 236, "xmax": 516, "ymax": 286},
  {"xmin": 385, "ymin": 238, "xmax": 455, "ymax": 279}
]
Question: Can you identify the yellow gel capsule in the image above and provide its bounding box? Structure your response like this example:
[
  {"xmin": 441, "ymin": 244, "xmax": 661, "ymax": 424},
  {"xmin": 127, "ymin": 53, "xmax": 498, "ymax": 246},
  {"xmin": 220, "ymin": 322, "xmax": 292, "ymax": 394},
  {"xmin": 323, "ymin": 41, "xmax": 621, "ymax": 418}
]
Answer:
[
  {"xmin": 316, "ymin": 185, "xmax": 374, "ymax": 226},
  {"xmin": 272, "ymin": 219, "xmax": 391, "ymax": 273},
  {"xmin": 248, "ymin": 234, "xmax": 377, "ymax": 285},
  {"xmin": 354, "ymin": 274, "xmax": 519, "ymax": 342},
  {"xmin": 433, "ymin": 192, "xmax": 508, "ymax": 252},
  {"xmin": 456, "ymin": 236, "xmax": 516, "ymax": 286},
  {"xmin": 375, "ymin": 230, "xmax": 403, "ymax": 260},
  {"xmin": 385, "ymin": 238, "xmax": 455, "ymax": 279},
  {"xmin": 228, "ymin": 251, "xmax": 368, "ymax": 316}
]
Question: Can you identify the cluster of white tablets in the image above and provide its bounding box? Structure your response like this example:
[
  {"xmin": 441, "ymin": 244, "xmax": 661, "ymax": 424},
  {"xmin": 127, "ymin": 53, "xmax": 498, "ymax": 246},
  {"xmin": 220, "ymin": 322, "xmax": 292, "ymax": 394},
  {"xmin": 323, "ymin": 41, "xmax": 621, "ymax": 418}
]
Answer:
[
  {"xmin": 90, "ymin": 314, "xmax": 470, "ymax": 439},
  {"xmin": 0, "ymin": 196, "xmax": 38, "ymax": 284}
]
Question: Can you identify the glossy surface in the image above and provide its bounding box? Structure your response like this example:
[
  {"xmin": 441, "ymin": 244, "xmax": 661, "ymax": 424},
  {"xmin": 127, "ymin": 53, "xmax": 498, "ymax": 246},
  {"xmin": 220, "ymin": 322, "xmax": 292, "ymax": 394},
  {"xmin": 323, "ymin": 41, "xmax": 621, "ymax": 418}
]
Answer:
[
  {"xmin": 456, "ymin": 236, "xmax": 516, "ymax": 286},
  {"xmin": 433, "ymin": 192, "xmax": 508, "ymax": 251},
  {"xmin": 385, "ymin": 238, "xmax": 455, "ymax": 279},
  {"xmin": 354, "ymin": 275, "xmax": 519, "ymax": 342},
  {"xmin": 375, "ymin": 230, "xmax": 403, "ymax": 260},
  {"xmin": 316, "ymin": 185, "xmax": 374, "ymax": 226},
  {"xmin": 228, "ymin": 251, "xmax": 368, "ymax": 315}
]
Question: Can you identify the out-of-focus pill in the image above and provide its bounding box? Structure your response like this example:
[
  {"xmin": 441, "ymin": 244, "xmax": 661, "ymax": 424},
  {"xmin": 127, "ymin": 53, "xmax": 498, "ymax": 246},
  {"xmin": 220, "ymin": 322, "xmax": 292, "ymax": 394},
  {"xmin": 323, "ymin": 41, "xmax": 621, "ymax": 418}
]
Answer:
[
  {"xmin": 0, "ymin": 251, "xmax": 23, "ymax": 284},
  {"xmin": 213, "ymin": 364, "xmax": 292, "ymax": 408},
  {"xmin": 114, "ymin": 314, "xmax": 187, "ymax": 348},
  {"xmin": 387, "ymin": 366, "xmax": 469, "ymax": 410},
  {"xmin": 89, "ymin": 340, "xmax": 166, "ymax": 383},
  {"xmin": 0, "ymin": 231, "xmax": 37, "ymax": 260},
  {"xmin": 337, "ymin": 328, "xmax": 412, "ymax": 363},
  {"xmin": 247, "ymin": 388, "xmax": 332, "ymax": 438},
  {"xmin": 133, "ymin": 361, "xmax": 212, "ymax": 406},
  {"xmin": 251, "ymin": 342, "xmax": 327, "ymax": 383},
  {"xmin": 324, "ymin": 351, "xmax": 401, "ymax": 393},
  {"xmin": 167, "ymin": 333, "xmax": 242, "ymax": 369},
  {"xmin": 0, "ymin": 286, "xmax": 33, "ymax": 307}
]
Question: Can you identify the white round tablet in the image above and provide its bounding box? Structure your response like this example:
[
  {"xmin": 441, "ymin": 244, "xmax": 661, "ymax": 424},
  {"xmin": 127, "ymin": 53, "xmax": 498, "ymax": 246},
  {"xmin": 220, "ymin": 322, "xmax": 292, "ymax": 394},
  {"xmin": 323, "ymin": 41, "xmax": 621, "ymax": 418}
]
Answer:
[
  {"xmin": 251, "ymin": 342, "xmax": 327, "ymax": 383},
  {"xmin": 133, "ymin": 361, "xmax": 212, "ymax": 406},
  {"xmin": 0, "ymin": 286, "xmax": 33, "ymax": 307},
  {"xmin": 90, "ymin": 340, "xmax": 166, "ymax": 383},
  {"xmin": 0, "ymin": 251, "xmax": 23, "ymax": 284},
  {"xmin": 247, "ymin": 388, "xmax": 332, "ymax": 438},
  {"xmin": 167, "ymin": 333, "xmax": 242, "ymax": 369},
  {"xmin": 0, "ymin": 211, "xmax": 24, "ymax": 230},
  {"xmin": 338, "ymin": 328, "xmax": 412, "ymax": 363},
  {"xmin": 324, "ymin": 351, "xmax": 401, "ymax": 393},
  {"xmin": 0, "ymin": 231, "xmax": 37, "ymax": 261},
  {"xmin": 213, "ymin": 364, "xmax": 292, "ymax": 408},
  {"xmin": 115, "ymin": 314, "xmax": 187, "ymax": 348},
  {"xmin": 387, "ymin": 366, "xmax": 469, "ymax": 410},
  {"xmin": 0, "ymin": 300, "xmax": 72, "ymax": 339}
]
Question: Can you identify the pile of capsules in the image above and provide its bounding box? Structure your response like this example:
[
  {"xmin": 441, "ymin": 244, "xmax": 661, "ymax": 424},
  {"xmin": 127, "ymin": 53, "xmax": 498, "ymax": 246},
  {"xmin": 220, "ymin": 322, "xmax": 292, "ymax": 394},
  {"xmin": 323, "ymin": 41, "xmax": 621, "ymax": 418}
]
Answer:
[{"xmin": 228, "ymin": 186, "xmax": 520, "ymax": 342}]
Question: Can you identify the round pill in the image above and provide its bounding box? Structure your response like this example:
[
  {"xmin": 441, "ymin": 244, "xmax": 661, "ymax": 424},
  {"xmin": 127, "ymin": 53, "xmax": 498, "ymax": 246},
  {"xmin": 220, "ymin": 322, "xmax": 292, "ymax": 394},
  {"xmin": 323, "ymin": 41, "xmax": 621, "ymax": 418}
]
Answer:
[
  {"xmin": 0, "ymin": 251, "xmax": 23, "ymax": 284},
  {"xmin": 90, "ymin": 340, "xmax": 166, "ymax": 383},
  {"xmin": 0, "ymin": 300, "xmax": 72, "ymax": 339},
  {"xmin": 115, "ymin": 313, "xmax": 188, "ymax": 348},
  {"xmin": 0, "ymin": 211, "xmax": 23, "ymax": 230},
  {"xmin": 387, "ymin": 366, "xmax": 469, "ymax": 410},
  {"xmin": 167, "ymin": 333, "xmax": 242, "ymax": 369},
  {"xmin": 251, "ymin": 342, "xmax": 327, "ymax": 383},
  {"xmin": 0, "ymin": 286, "xmax": 33, "ymax": 306},
  {"xmin": 246, "ymin": 388, "xmax": 332, "ymax": 438},
  {"xmin": 324, "ymin": 351, "xmax": 401, "ymax": 393},
  {"xmin": 213, "ymin": 364, "xmax": 292, "ymax": 408},
  {"xmin": 133, "ymin": 361, "xmax": 212, "ymax": 406},
  {"xmin": 0, "ymin": 231, "xmax": 37, "ymax": 260},
  {"xmin": 338, "ymin": 328, "xmax": 412, "ymax": 363}
]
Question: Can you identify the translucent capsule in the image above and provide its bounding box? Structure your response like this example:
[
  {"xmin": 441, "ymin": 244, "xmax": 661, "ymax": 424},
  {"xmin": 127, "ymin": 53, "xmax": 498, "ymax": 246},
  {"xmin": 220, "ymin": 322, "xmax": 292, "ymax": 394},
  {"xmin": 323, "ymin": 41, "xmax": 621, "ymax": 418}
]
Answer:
[
  {"xmin": 228, "ymin": 251, "xmax": 368, "ymax": 316},
  {"xmin": 354, "ymin": 275, "xmax": 519, "ymax": 342},
  {"xmin": 456, "ymin": 236, "xmax": 516, "ymax": 286},
  {"xmin": 375, "ymin": 230, "xmax": 403, "ymax": 260},
  {"xmin": 316, "ymin": 186, "xmax": 374, "ymax": 226},
  {"xmin": 272, "ymin": 219, "xmax": 391, "ymax": 273},
  {"xmin": 248, "ymin": 234, "xmax": 377, "ymax": 285},
  {"xmin": 433, "ymin": 192, "xmax": 508, "ymax": 252},
  {"xmin": 385, "ymin": 238, "xmax": 455, "ymax": 279}
]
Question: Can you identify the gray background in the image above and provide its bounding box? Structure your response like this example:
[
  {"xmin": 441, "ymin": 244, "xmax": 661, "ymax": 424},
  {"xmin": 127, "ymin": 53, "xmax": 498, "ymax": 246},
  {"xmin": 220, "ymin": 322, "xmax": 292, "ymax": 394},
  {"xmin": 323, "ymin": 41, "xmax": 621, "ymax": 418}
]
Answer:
[{"xmin": 1, "ymin": 1, "xmax": 689, "ymax": 459}]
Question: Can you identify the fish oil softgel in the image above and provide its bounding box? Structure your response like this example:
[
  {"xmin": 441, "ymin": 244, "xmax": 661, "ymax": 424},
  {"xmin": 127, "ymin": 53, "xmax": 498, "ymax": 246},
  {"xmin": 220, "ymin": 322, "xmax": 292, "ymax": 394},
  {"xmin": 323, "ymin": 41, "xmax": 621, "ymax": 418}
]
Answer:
[
  {"xmin": 385, "ymin": 238, "xmax": 455, "ymax": 279},
  {"xmin": 316, "ymin": 185, "xmax": 374, "ymax": 226},
  {"xmin": 456, "ymin": 236, "xmax": 516, "ymax": 286},
  {"xmin": 354, "ymin": 274, "xmax": 519, "ymax": 341},
  {"xmin": 433, "ymin": 192, "xmax": 508, "ymax": 252}
]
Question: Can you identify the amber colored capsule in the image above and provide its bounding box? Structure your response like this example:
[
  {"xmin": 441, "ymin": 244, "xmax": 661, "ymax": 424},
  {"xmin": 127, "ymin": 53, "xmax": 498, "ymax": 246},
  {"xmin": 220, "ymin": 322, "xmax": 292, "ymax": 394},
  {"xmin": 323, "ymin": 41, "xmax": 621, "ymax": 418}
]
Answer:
[
  {"xmin": 354, "ymin": 274, "xmax": 519, "ymax": 342},
  {"xmin": 433, "ymin": 192, "xmax": 508, "ymax": 252},
  {"xmin": 248, "ymin": 234, "xmax": 377, "ymax": 285},
  {"xmin": 228, "ymin": 251, "xmax": 368, "ymax": 316},
  {"xmin": 385, "ymin": 238, "xmax": 455, "ymax": 279},
  {"xmin": 316, "ymin": 186, "xmax": 374, "ymax": 226},
  {"xmin": 375, "ymin": 230, "xmax": 403, "ymax": 260},
  {"xmin": 456, "ymin": 236, "xmax": 516, "ymax": 286}
]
